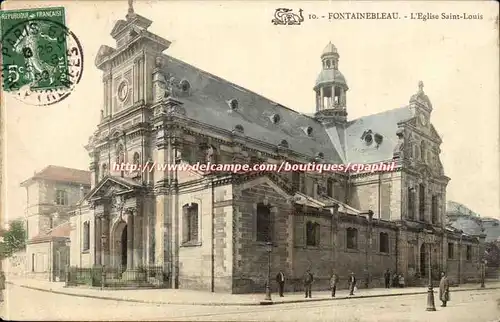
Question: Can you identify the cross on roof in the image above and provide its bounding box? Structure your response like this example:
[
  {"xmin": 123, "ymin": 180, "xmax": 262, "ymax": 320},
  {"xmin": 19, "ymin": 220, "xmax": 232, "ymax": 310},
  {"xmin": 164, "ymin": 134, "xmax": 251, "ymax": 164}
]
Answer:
[{"xmin": 418, "ymin": 81, "xmax": 424, "ymax": 92}]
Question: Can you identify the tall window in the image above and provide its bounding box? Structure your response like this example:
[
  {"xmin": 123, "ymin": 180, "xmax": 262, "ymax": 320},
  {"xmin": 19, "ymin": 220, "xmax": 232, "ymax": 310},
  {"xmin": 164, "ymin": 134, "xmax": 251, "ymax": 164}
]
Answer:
[
  {"xmin": 379, "ymin": 232, "xmax": 389, "ymax": 253},
  {"xmin": 183, "ymin": 203, "xmax": 199, "ymax": 243},
  {"xmin": 256, "ymin": 203, "xmax": 272, "ymax": 242},
  {"xmin": 82, "ymin": 221, "xmax": 90, "ymax": 251},
  {"xmin": 419, "ymin": 184, "xmax": 425, "ymax": 221},
  {"xmin": 431, "ymin": 195, "xmax": 438, "ymax": 224},
  {"xmin": 31, "ymin": 253, "xmax": 35, "ymax": 272},
  {"xmin": 55, "ymin": 190, "xmax": 68, "ymax": 205},
  {"xmin": 327, "ymin": 178, "xmax": 334, "ymax": 198},
  {"xmin": 291, "ymin": 172, "xmax": 300, "ymax": 191},
  {"xmin": 306, "ymin": 221, "xmax": 320, "ymax": 247},
  {"xmin": 408, "ymin": 188, "xmax": 415, "ymax": 219},
  {"xmin": 466, "ymin": 245, "xmax": 472, "ymax": 261},
  {"xmin": 346, "ymin": 228, "xmax": 358, "ymax": 249},
  {"xmin": 448, "ymin": 243, "xmax": 454, "ymax": 259}
]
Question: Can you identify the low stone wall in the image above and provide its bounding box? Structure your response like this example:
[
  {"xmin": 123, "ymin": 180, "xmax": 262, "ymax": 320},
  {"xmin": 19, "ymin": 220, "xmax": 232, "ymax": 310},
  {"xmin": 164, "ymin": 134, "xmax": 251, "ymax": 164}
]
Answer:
[{"xmin": 2, "ymin": 250, "xmax": 27, "ymax": 276}]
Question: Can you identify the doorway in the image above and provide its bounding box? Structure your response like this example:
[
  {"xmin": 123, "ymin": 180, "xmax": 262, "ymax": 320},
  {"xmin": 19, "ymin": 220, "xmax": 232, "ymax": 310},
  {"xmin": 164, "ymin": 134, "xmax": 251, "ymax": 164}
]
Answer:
[{"xmin": 121, "ymin": 225, "xmax": 127, "ymax": 268}]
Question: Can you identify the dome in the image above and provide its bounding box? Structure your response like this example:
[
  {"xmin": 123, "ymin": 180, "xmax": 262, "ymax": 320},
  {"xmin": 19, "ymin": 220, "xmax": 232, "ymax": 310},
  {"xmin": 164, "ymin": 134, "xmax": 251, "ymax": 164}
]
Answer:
[
  {"xmin": 322, "ymin": 42, "xmax": 338, "ymax": 56},
  {"xmin": 314, "ymin": 69, "xmax": 348, "ymax": 90}
]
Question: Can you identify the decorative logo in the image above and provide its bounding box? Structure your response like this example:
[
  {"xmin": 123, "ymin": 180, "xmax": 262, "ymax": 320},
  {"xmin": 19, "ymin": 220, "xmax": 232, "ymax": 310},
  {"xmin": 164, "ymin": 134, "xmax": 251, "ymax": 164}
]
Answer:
[
  {"xmin": 271, "ymin": 8, "xmax": 304, "ymax": 26},
  {"xmin": 117, "ymin": 80, "xmax": 129, "ymax": 102}
]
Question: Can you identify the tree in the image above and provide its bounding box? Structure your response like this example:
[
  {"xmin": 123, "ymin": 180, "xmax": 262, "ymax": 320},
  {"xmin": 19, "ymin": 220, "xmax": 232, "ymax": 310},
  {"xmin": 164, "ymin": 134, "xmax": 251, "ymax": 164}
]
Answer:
[
  {"xmin": 0, "ymin": 219, "xmax": 26, "ymax": 259},
  {"xmin": 485, "ymin": 242, "xmax": 500, "ymax": 267}
]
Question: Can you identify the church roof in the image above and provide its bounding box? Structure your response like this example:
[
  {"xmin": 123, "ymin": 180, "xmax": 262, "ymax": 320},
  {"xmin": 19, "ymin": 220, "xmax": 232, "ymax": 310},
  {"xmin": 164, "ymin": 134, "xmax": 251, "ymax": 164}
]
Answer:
[
  {"xmin": 343, "ymin": 107, "xmax": 414, "ymax": 163},
  {"xmin": 161, "ymin": 55, "xmax": 345, "ymax": 162},
  {"xmin": 160, "ymin": 54, "xmax": 417, "ymax": 164}
]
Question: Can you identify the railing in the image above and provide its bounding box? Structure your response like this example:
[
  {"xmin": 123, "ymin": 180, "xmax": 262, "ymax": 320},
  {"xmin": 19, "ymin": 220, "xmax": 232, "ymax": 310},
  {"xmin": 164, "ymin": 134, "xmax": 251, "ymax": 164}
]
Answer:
[{"xmin": 66, "ymin": 265, "xmax": 168, "ymax": 289}]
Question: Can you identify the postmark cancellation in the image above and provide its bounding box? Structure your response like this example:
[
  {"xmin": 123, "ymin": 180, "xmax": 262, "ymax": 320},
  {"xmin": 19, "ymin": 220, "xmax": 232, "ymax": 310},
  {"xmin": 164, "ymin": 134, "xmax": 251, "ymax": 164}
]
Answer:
[{"xmin": 0, "ymin": 7, "xmax": 84, "ymax": 106}]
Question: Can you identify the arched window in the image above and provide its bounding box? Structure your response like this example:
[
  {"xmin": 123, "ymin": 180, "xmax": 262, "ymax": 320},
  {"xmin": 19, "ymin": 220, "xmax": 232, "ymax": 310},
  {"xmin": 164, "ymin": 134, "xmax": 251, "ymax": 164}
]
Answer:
[
  {"xmin": 82, "ymin": 221, "xmax": 90, "ymax": 251},
  {"xmin": 183, "ymin": 203, "xmax": 199, "ymax": 244},
  {"xmin": 306, "ymin": 221, "xmax": 320, "ymax": 247},
  {"xmin": 379, "ymin": 232, "xmax": 389, "ymax": 253},
  {"xmin": 256, "ymin": 203, "xmax": 272, "ymax": 242},
  {"xmin": 346, "ymin": 228, "xmax": 358, "ymax": 249}
]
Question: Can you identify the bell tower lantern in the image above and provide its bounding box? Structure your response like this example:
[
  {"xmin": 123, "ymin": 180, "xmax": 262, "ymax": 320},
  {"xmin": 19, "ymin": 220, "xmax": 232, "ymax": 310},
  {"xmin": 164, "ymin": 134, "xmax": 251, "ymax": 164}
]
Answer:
[{"xmin": 314, "ymin": 42, "xmax": 349, "ymax": 124}]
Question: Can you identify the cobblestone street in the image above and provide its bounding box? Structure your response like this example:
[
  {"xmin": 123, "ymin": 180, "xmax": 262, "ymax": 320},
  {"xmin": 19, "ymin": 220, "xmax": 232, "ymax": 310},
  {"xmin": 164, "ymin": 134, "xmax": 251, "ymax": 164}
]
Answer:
[{"xmin": 1, "ymin": 284, "xmax": 499, "ymax": 321}]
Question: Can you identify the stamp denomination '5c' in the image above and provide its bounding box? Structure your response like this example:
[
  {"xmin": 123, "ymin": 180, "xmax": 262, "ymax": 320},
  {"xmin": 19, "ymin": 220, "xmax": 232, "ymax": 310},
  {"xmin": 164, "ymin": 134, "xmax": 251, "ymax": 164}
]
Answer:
[{"xmin": 0, "ymin": 7, "xmax": 84, "ymax": 106}]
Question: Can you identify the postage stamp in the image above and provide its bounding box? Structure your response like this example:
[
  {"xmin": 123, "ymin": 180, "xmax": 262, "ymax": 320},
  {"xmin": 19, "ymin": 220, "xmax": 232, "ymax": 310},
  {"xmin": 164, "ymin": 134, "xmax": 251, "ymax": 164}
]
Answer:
[{"xmin": 0, "ymin": 7, "xmax": 84, "ymax": 106}]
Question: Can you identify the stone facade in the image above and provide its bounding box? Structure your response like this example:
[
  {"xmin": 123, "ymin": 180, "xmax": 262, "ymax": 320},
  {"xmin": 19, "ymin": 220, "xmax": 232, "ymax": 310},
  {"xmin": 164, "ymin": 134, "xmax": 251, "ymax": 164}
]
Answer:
[{"xmin": 69, "ymin": 4, "xmax": 484, "ymax": 294}]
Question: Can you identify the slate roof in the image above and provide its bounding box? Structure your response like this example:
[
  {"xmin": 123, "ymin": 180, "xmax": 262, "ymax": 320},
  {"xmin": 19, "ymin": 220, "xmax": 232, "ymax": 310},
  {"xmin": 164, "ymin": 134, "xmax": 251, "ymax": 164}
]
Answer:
[
  {"xmin": 161, "ymin": 54, "xmax": 414, "ymax": 165},
  {"xmin": 20, "ymin": 165, "xmax": 91, "ymax": 187},
  {"xmin": 161, "ymin": 55, "xmax": 344, "ymax": 163},
  {"xmin": 343, "ymin": 107, "xmax": 414, "ymax": 163}
]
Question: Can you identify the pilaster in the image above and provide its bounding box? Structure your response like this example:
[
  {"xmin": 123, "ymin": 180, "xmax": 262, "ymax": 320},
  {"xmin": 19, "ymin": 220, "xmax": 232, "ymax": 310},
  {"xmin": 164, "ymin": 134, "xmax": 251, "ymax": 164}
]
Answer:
[
  {"xmin": 95, "ymin": 216, "xmax": 102, "ymax": 265},
  {"xmin": 126, "ymin": 210, "xmax": 134, "ymax": 270},
  {"xmin": 101, "ymin": 215, "xmax": 110, "ymax": 266}
]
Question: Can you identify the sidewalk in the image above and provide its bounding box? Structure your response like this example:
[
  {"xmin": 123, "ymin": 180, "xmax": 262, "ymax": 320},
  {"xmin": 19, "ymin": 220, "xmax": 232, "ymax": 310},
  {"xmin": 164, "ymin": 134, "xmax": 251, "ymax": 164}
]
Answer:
[{"xmin": 7, "ymin": 277, "xmax": 500, "ymax": 306}]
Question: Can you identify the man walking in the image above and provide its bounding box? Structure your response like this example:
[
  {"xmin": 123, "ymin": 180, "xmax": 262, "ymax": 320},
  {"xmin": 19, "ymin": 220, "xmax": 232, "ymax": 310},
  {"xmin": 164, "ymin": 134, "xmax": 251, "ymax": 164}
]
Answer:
[
  {"xmin": 439, "ymin": 272, "xmax": 450, "ymax": 307},
  {"xmin": 384, "ymin": 269, "xmax": 391, "ymax": 288},
  {"xmin": 303, "ymin": 269, "xmax": 314, "ymax": 298},
  {"xmin": 330, "ymin": 271, "xmax": 339, "ymax": 297},
  {"xmin": 348, "ymin": 272, "xmax": 357, "ymax": 296},
  {"xmin": 276, "ymin": 270, "xmax": 285, "ymax": 297}
]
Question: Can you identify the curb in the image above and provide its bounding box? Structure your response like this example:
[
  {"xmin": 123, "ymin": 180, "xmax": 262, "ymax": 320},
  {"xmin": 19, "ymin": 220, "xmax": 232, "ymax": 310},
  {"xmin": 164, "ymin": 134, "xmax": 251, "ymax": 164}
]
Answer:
[{"xmin": 7, "ymin": 281, "xmax": 500, "ymax": 307}]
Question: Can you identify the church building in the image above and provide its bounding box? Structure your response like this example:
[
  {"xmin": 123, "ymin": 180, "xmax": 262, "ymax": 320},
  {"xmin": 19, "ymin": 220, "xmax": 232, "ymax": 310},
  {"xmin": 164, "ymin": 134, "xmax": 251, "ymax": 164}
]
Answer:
[{"xmin": 69, "ymin": 3, "xmax": 483, "ymax": 293}]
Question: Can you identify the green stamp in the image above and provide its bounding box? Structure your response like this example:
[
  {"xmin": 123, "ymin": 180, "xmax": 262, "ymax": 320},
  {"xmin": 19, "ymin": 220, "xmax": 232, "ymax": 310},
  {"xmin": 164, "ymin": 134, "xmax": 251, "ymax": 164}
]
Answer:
[{"xmin": 1, "ymin": 7, "xmax": 84, "ymax": 106}]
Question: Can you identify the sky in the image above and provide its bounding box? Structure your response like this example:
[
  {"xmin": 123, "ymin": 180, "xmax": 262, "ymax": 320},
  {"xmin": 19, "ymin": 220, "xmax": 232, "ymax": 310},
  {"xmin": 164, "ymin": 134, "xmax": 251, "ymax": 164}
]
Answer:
[{"xmin": 1, "ymin": 1, "xmax": 499, "ymax": 222}]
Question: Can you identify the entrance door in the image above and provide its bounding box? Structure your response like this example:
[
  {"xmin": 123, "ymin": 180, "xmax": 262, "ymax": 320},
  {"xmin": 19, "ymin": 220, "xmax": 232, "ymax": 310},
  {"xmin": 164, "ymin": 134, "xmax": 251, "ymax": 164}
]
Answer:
[
  {"xmin": 420, "ymin": 244, "xmax": 426, "ymax": 277},
  {"xmin": 121, "ymin": 225, "xmax": 127, "ymax": 268}
]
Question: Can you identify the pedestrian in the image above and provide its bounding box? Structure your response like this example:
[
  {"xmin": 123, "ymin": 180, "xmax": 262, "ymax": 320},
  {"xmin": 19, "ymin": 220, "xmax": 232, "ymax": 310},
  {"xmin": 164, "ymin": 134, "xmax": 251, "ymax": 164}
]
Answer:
[
  {"xmin": 392, "ymin": 273, "xmax": 398, "ymax": 287},
  {"xmin": 303, "ymin": 269, "xmax": 314, "ymax": 298},
  {"xmin": 439, "ymin": 271, "xmax": 450, "ymax": 307},
  {"xmin": 275, "ymin": 270, "xmax": 285, "ymax": 297},
  {"xmin": 384, "ymin": 269, "xmax": 391, "ymax": 288},
  {"xmin": 0, "ymin": 271, "xmax": 5, "ymax": 303},
  {"xmin": 348, "ymin": 272, "xmax": 357, "ymax": 295},
  {"xmin": 330, "ymin": 271, "xmax": 339, "ymax": 297},
  {"xmin": 398, "ymin": 274, "xmax": 405, "ymax": 288}
]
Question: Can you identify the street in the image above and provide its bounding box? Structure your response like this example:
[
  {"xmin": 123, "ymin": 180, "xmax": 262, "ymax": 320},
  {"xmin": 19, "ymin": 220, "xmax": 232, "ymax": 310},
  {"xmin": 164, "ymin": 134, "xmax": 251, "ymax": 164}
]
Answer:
[{"xmin": 1, "ymin": 285, "xmax": 499, "ymax": 321}]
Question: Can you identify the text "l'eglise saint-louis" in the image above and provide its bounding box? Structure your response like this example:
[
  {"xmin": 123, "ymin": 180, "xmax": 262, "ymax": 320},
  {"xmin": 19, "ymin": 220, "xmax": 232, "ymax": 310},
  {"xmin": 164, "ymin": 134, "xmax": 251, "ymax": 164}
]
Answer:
[{"xmin": 410, "ymin": 12, "xmax": 484, "ymax": 21}]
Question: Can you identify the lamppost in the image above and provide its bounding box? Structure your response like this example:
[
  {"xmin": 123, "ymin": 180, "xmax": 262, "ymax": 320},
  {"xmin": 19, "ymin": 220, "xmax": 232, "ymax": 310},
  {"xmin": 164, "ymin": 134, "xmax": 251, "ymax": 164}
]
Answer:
[
  {"xmin": 65, "ymin": 239, "xmax": 71, "ymax": 287},
  {"xmin": 480, "ymin": 259, "xmax": 486, "ymax": 288},
  {"xmin": 100, "ymin": 234, "xmax": 107, "ymax": 290},
  {"xmin": 261, "ymin": 241, "xmax": 273, "ymax": 304},
  {"xmin": 426, "ymin": 242, "xmax": 436, "ymax": 311}
]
